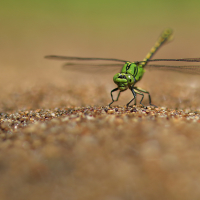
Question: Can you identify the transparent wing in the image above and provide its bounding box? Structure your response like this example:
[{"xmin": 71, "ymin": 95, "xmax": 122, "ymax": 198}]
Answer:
[
  {"xmin": 45, "ymin": 55, "xmax": 200, "ymax": 74},
  {"xmin": 146, "ymin": 58, "xmax": 200, "ymax": 62},
  {"xmin": 62, "ymin": 62, "xmax": 124, "ymax": 73},
  {"xmin": 146, "ymin": 64, "xmax": 200, "ymax": 75},
  {"xmin": 45, "ymin": 55, "xmax": 127, "ymax": 63}
]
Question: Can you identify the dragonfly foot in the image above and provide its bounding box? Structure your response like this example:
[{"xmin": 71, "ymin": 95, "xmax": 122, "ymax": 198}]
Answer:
[
  {"xmin": 149, "ymin": 103, "xmax": 158, "ymax": 108},
  {"xmin": 108, "ymin": 102, "xmax": 114, "ymax": 108}
]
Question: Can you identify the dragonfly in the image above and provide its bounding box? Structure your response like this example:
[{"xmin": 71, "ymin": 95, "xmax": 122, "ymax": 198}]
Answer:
[{"xmin": 45, "ymin": 29, "xmax": 200, "ymax": 107}]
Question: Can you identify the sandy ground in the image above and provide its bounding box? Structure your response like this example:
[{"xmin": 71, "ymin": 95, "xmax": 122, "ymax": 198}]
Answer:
[{"xmin": 0, "ymin": 62, "xmax": 200, "ymax": 200}]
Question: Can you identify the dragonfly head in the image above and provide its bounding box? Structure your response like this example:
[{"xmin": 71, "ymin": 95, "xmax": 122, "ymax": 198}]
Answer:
[{"xmin": 113, "ymin": 73, "xmax": 135, "ymax": 91}]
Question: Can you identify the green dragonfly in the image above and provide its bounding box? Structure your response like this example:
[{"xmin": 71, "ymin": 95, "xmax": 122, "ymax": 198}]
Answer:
[{"xmin": 45, "ymin": 29, "xmax": 200, "ymax": 107}]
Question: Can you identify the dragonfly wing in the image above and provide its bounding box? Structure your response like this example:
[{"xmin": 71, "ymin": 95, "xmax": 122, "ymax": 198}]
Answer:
[
  {"xmin": 144, "ymin": 58, "xmax": 200, "ymax": 63},
  {"xmin": 62, "ymin": 62, "xmax": 124, "ymax": 74},
  {"xmin": 146, "ymin": 64, "xmax": 200, "ymax": 75},
  {"xmin": 45, "ymin": 55, "xmax": 127, "ymax": 63}
]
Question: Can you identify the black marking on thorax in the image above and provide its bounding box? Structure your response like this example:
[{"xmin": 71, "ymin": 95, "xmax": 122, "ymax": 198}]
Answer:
[
  {"xmin": 126, "ymin": 63, "xmax": 131, "ymax": 73},
  {"xmin": 133, "ymin": 63, "xmax": 138, "ymax": 77}
]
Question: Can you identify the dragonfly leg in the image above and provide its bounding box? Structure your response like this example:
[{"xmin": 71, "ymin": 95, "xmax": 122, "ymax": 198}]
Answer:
[
  {"xmin": 109, "ymin": 88, "xmax": 120, "ymax": 107},
  {"xmin": 134, "ymin": 87, "xmax": 157, "ymax": 107},
  {"xmin": 127, "ymin": 88, "xmax": 137, "ymax": 107}
]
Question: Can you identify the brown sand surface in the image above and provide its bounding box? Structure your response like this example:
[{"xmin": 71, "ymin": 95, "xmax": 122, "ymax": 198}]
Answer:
[{"xmin": 0, "ymin": 63, "xmax": 200, "ymax": 200}]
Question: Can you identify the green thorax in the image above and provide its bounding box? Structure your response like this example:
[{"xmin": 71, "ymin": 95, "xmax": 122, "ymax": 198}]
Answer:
[
  {"xmin": 113, "ymin": 62, "xmax": 145, "ymax": 91},
  {"xmin": 121, "ymin": 62, "xmax": 145, "ymax": 82}
]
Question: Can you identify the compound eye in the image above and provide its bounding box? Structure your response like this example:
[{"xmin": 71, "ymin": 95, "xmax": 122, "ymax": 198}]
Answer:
[
  {"xmin": 118, "ymin": 75, "xmax": 126, "ymax": 79},
  {"xmin": 127, "ymin": 75, "xmax": 134, "ymax": 84}
]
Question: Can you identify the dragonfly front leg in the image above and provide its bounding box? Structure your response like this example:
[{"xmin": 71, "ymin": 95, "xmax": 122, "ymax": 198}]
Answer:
[
  {"xmin": 126, "ymin": 87, "xmax": 137, "ymax": 107},
  {"xmin": 109, "ymin": 88, "xmax": 121, "ymax": 107},
  {"xmin": 134, "ymin": 87, "xmax": 157, "ymax": 107}
]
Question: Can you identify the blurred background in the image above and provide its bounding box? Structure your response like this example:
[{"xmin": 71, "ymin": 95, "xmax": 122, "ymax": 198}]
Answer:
[{"xmin": 0, "ymin": 0, "xmax": 200, "ymax": 111}]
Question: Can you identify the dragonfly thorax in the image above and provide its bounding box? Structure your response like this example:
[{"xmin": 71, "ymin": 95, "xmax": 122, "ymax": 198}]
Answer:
[{"xmin": 113, "ymin": 73, "xmax": 135, "ymax": 91}]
